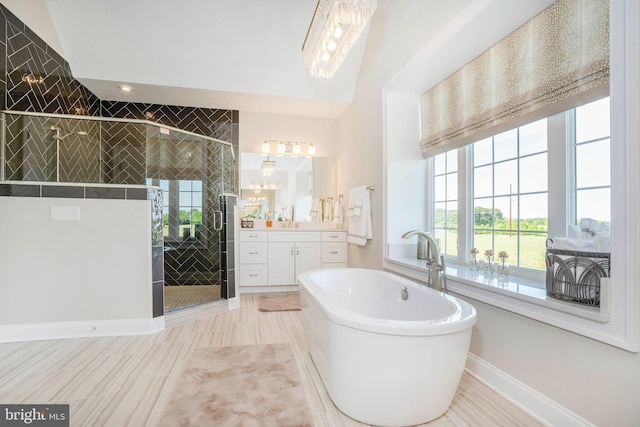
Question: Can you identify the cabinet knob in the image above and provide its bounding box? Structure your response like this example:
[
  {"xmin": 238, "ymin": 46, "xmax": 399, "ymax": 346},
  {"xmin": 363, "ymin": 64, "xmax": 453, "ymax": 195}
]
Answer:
[
  {"xmin": 249, "ymin": 274, "xmax": 258, "ymax": 277},
  {"xmin": 249, "ymin": 251, "xmax": 258, "ymax": 255},
  {"xmin": 329, "ymin": 251, "xmax": 339, "ymax": 254}
]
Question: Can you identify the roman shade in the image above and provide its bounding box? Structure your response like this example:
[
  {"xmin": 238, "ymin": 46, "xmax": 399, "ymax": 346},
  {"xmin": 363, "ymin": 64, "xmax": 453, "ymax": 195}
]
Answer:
[{"xmin": 419, "ymin": 0, "xmax": 609, "ymax": 158}]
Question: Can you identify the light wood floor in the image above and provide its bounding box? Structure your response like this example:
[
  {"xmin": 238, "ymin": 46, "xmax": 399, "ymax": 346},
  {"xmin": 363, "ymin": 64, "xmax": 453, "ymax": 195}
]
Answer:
[{"xmin": 0, "ymin": 294, "xmax": 544, "ymax": 426}]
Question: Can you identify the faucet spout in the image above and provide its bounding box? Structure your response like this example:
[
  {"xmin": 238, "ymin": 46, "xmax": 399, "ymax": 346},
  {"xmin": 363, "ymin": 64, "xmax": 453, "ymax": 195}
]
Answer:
[
  {"xmin": 401, "ymin": 230, "xmax": 446, "ymax": 292},
  {"xmin": 401, "ymin": 230, "xmax": 435, "ymax": 260}
]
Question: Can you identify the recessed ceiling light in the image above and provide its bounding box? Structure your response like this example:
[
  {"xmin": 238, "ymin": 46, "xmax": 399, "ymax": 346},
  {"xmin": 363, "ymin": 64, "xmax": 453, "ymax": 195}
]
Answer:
[{"xmin": 119, "ymin": 85, "xmax": 133, "ymax": 92}]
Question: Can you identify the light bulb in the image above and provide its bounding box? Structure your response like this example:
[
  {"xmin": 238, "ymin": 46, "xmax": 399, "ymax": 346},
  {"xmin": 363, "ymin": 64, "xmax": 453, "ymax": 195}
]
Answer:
[
  {"xmin": 261, "ymin": 141, "xmax": 271, "ymax": 153},
  {"xmin": 327, "ymin": 39, "xmax": 337, "ymax": 52},
  {"xmin": 307, "ymin": 144, "xmax": 316, "ymax": 156},
  {"xmin": 333, "ymin": 26, "xmax": 343, "ymax": 39},
  {"xmin": 277, "ymin": 142, "xmax": 286, "ymax": 154},
  {"xmin": 321, "ymin": 51, "xmax": 331, "ymax": 61},
  {"xmin": 293, "ymin": 143, "xmax": 302, "ymax": 155}
]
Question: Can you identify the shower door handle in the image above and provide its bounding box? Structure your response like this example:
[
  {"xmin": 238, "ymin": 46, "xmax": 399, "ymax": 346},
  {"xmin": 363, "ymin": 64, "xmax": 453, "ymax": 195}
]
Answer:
[{"xmin": 213, "ymin": 210, "xmax": 223, "ymax": 231}]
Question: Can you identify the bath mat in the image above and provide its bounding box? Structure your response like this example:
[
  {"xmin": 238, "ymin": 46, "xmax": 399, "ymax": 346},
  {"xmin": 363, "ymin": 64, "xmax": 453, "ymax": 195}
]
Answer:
[
  {"xmin": 158, "ymin": 343, "xmax": 313, "ymax": 427},
  {"xmin": 256, "ymin": 291, "xmax": 302, "ymax": 312}
]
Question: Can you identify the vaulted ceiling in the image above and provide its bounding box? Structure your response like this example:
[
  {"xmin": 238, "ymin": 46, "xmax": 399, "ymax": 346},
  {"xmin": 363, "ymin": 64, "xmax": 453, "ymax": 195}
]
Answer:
[{"xmin": 1, "ymin": 0, "xmax": 370, "ymax": 118}]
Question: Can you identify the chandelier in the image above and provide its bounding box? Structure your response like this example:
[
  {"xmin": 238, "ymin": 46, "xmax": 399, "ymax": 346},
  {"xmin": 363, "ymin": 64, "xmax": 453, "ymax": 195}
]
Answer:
[
  {"xmin": 261, "ymin": 155, "xmax": 277, "ymax": 176},
  {"xmin": 302, "ymin": 0, "xmax": 377, "ymax": 79}
]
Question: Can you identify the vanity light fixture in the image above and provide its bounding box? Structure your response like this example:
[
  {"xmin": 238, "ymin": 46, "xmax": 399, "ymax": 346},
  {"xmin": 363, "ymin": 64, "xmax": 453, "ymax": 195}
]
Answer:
[
  {"xmin": 307, "ymin": 143, "xmax": 317, "ymax": 156},
  {"xmin": 261, "ymin": 141, "xmax": 271, "ymax": 154},
  {"xmin": 302, "ymin": 0, "xmax": 377, "ymax": 79},
  {"xmin": 262, "ymin": 140, "xmax": 317, "ymax": 158}
]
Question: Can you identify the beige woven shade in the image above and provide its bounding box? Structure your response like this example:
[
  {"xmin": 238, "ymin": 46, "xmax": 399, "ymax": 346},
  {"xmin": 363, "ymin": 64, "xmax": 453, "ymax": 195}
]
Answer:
[{"xmin": 419, "ymin": 0, "xmax": 609, "ymax": 158}]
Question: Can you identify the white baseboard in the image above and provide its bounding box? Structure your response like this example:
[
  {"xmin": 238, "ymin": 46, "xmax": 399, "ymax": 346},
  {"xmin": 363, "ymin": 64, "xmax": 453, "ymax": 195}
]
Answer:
[
  {"xmin": 0, "ymin": 316, "xmax": 165, "ymax": 343},
  {"xmin": 466, "ymin": 353, "xmax": 595, "ymax": 427},
  {"xmin": 228, "ymin": 296, "xmax": 240, "ymax": 310}
]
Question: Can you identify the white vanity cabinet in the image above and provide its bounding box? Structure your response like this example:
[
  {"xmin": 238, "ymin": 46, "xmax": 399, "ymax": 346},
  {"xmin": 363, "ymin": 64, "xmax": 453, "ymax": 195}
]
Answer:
[
  {"xmin": 238, "ymin": 229, "xmax": 348, "ymax": 290},
  {"xmin": 238, "ymin": 231, "xmax": 268, "ymax": 285},
  {"xmin": 321, "ymin": 231, "xmax": 348, "ymax": 268},
  {"xmin": 267, "ymin": 232, "xmax": 321, "ymax": 285}
]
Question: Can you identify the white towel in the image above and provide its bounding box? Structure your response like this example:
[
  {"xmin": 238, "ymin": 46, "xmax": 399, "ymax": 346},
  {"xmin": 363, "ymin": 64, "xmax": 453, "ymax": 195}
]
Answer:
[
  {"xmin": 323, "ymin": 198, "xmax": 332, "ymax": 223},
  {"xmin": 347, "ymin": 186, "xmax": 365, "ymax": 217},
  {"xmin": 309, "ymin": 198, "xmax": 322, "ymax": 222},
  {"xmin": 347, "ymin": 186, "xmax": 372, "ymax": 245},
  {"xmin": 332, "ymin": 198, "xmax": 344, "ymax": 225},
  {"xmin": 553, "ymin": 237, "xmax": 596, "ymax": 252}
]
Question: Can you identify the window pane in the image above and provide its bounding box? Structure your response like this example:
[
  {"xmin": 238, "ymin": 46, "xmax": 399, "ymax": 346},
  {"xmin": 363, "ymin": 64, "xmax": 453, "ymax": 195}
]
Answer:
[
  {"xmin": 519, "ymin": 153, "xmax": 548, "ymax": 193},
  {"xmin": 474, "ymin": 165, "xmax": 492, "ymax": 198},
  {"xmin": 179, "ymin": 192, "xmax": 192, "ymax": 206},
  {"xmin": 179, "ymin": 180, "xmax": 192, "ymax": 191},
  {"xmin": 434, "ymin": 175, "xmax": 446, "ymax": 201},
  {"xmin": 446, "ymin": 229, "xmax": 458, "ymax": 257},
  {"xmin": 577, "ymin": 188, "xmax": 610, "ymax": 223},
  {"xmin": 446, "ymin": 201, "xmax": 458, "ymax": 228},
  {"xmin": 576, "ymin": 139, "xmax": 610, "ymax": 188},
  {"xmin": 576, "ymin": 97, "xmax": 610, "ymax": 143},
  {"xmin": 192, "ymin": 180, "xmax": 202, "ymax": 191},
  {"xmin": 519, "ymin": 232, "xmax": 547, "ymax": 270},
  {"xmin": 494, "ymin": 160, "xmax": 517, "ymax": 196},
  {"xmin": 192, "ymin": 192, "xmax": 203, "ymax": 207},
  {"xmin": 473, "ymin": 230, "xmax": 492, "ymax": 253},
  {"xmin": 494, "ymin": 196, "xmax": 517, "ymax": 231},
  {"xmin": 519, "ymin": 119, "xmax": 547, "ymax": 156},
  {"xmin": 446, "ymin": 172, "xmax": 458, "ymax": 200},
  {"xmin": 434, "ymin": 153, "xmax": 446, "ymax": 175},
  {"xmin": 159, "ymin": 180, "xmax": 169, "ymax": 191},
  {"xmin": 474, "ymin": 199, "xmax": 494, "ymax": 229},
  {"xmin": 494, "ymin": 129, "xmax": 517, "ymax": 162},
  {"xmin": 434, "ymin": 202, "xmax": 446, "ymax": 228},
  {"xmin": 520, "ymin": 194, "xmax": 548, "ymax": 231},
  {"xmin": 446, "ymin": 150, "xmax": 458, "ymax": 172},
  {"xmin": 474, "ymin": 138, "xmax": 492, "ymax": 166},
  {"xmin": 494, "ymin": 231, "xmax": 518, "ymax": 265}
]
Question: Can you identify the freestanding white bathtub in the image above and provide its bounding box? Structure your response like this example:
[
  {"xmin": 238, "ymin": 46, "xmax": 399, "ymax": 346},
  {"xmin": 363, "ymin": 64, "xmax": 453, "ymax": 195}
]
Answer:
[{"xmin": 298, "ymin": 268, "xmax": 477, "ymax": 426}]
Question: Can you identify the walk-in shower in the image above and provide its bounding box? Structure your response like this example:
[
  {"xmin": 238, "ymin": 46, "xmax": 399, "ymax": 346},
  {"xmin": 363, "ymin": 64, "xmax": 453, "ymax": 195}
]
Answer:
[{"xmin": 0, "ymin": 110, "xmax": 237, "ymax": 312}]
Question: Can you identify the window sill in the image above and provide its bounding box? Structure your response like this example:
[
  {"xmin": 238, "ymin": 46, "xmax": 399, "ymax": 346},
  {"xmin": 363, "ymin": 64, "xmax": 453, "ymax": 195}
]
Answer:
[{"xmin": 384, "ymin": 257, "xmax": 610, "ymax": 324}]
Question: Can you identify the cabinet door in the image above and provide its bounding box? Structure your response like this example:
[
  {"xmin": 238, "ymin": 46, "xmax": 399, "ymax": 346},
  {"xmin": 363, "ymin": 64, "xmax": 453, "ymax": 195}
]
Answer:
[
  {"xmin": 295, "ymin": 242, "xmax": 322, "ymax": 279},
  {"xmin": 268, "ymin": 242, "xmax": 295, "ymax": 285}
]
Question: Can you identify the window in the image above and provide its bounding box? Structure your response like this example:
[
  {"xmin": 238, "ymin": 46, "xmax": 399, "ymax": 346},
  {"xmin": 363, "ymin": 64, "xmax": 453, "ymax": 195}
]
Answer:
[
  {"xmin": 432, "ymin": 97, "xmax": 610, "ymax": 281},
  {"xmin": 433, "ymin": 150, "xmax": 458, "ymax": 257},
  {"xmin": 147, "ymin": 178, "xmax": 204, "ymax": 241}
]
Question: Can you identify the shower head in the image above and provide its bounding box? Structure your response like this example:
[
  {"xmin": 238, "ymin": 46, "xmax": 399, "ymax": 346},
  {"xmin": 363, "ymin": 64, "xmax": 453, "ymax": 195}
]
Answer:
[{"xmin": 55, "ymin": 130, "xmax": 89, "ymax": 141}]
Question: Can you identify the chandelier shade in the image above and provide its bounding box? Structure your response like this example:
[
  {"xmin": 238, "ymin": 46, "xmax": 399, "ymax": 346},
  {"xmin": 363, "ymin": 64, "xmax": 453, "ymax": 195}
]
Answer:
[
  {"xmin": 261, "ymin": 156, "xmax": 276, "ymax": 176},
  {"xmin": 302, "ymin": 0, "xmax": 378, "ymax": 79}
]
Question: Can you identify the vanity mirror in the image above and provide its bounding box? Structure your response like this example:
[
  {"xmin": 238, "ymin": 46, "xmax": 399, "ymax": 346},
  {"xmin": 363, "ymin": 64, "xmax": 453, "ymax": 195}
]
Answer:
[{"xmin": 240, "ymin": 152, "xmax": 336, "ymax": 221}]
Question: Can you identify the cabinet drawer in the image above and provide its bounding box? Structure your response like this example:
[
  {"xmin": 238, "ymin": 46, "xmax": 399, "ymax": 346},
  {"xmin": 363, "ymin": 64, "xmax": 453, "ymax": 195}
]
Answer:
[
  {"xmin": 239, "ymin": 231, "xmax": 268, "ymax": 242},
  {"xmin": 269, "ymin": 231, "xmax": 320, "ymax": 242},
  {"xmin": 322, "ymin": 231, "xmax": 347, "ymax": 242},
  {"xmin": 322, "ymin": 244, "xmax": 348, "ymax": 263},
  {"xmin": 239, "ymin": 265, "xmax": 267, "ymax": 285},
  {"xmin": 239, "ymin": 243, "xmax": 267, "ymax": 264}
]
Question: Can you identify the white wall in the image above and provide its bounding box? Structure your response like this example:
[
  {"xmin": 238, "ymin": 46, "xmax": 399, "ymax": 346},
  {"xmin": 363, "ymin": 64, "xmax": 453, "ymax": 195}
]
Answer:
[
  {"xmin": 0, "ymin": 197, "xmax": 152, "ymax": 325},
  {"xmin": 336, "ymin": 0, "xmax": 640, "ymax": 425}
]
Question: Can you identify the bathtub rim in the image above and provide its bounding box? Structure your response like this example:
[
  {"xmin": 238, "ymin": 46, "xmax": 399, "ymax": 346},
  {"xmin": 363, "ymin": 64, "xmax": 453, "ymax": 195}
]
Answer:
[{"xmin": 298, "ymin": 268, "xmax": 477, "ymax": 336}]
